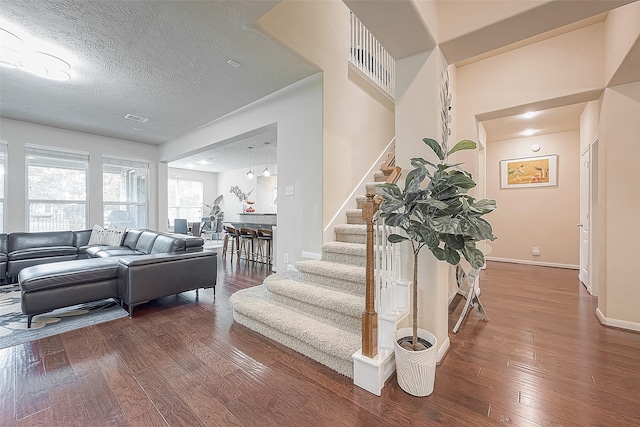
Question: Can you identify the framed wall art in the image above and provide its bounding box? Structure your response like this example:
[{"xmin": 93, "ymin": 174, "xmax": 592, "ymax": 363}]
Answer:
[{"xmin": 500, "ymin": 154, "xmax": 558, "ymax": 188}]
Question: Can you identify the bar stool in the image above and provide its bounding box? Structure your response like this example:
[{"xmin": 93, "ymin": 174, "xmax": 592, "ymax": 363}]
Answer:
[
  {"xmin": 222, "ymin": 225, "xmax": 239, "ymax": 261},
  {"xmin": 256, "ymin": 229, "xmax": 272, "ymax": 265},
  {"xmin": 239, "ymin": 228, "xmax": 258, "ymax": 262}
]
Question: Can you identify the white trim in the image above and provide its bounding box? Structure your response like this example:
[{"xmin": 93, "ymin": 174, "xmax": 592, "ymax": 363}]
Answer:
[
  {"xmin": 437, "ymin": 337, "xmax": 450, "ymax": 363},
  {"xmin": 486, "ymin": 257, "xmax": 579, "ymax": 270},
  {"xmin": 301, "ymin": 251, "xmax": 321, "ymax": 260},
  {"xmin": 596, "ymin": 308, "xmax": 640, "ymax": 332},
  {"xmin": 323, "ymin": 137, "xmax": 395, "ymax": 243},
  {"xmin": 352, "ymin": 348, "xmax": 395, "ymax": 396}
]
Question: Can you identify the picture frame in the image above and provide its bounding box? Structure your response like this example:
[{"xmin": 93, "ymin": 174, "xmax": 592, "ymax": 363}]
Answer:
[{"xmin": 500, "ymin": 154, "xmax": 558, "ymax": 188}]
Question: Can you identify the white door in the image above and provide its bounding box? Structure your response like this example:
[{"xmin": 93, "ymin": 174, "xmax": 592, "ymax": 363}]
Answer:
[{"xmin": 579, "ymin": 148, "xmax": 590, "ymax": 290}]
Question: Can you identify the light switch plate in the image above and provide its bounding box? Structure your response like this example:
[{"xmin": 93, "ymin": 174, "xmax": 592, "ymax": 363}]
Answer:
[{"xmin": 284, "ymin": 186, "xmax": 294, "ymax": 196}]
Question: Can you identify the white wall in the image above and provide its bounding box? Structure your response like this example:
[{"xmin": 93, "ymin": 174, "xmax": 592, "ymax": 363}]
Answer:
[
  {"xmin": 0, "ymin": 118, "xmax": 159, "ymax": 232},
  {"xmin": 216, "ymin": 165, "xmax": 278, "ymax": 223},
  {"xmin": 598, "ymin": 82, "xmax": 640, "ymax": 327},
  {"xmin": 395, "ymin": 47, "xmax": 451, "ymax": 356},
  {"xmin": 159, "ymin": 74, "xmax": 323, "ymax": 273}
]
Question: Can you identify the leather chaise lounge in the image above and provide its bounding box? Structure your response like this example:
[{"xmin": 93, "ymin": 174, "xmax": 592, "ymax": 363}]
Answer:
[{"xmin": 0, "ymin": 229, "xmax": 217, "ymax": 328}]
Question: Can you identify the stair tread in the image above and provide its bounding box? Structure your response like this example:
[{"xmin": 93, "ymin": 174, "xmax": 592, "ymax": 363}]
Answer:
[
  {"xmin": 230, "ymin": 286, "xmax": 360, "ymax": 359},
  {"xmin": 334, "ymin": 224, "xmax": 366, "ymax": 234},
  {"xmin": 297, "ymin": 259, "xmax": 366, "ymax": 282},
  {"xmin": 264, "ymin": 274, "xmax": 363, "ymax": 317},
  {"xmin": 323, "ymin": 241, "xmax": 366, "ymax": 254}
]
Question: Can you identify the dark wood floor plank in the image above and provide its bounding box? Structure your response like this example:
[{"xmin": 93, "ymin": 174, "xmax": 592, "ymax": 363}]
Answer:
[
  {"xmin": 16, "ymin": 408, "xmax": 53, "ymax": 427},
  {"xmin": 0, "ymin": 391, "xmax": 17, "ymax": 426},
  {"xmin": 3, "ymin": 258, "xmax": 640, "ymax": 426},
  {"xmin": 133, "ymin": 368, "xmax": 206, "ymax": 427},
  {"xmin": 76, "ymin": 368, "xmax": 127, "ymax": 425},
  {"xmin": 128, "ymin": 408, "xmax": 169, "ymax": 427}
]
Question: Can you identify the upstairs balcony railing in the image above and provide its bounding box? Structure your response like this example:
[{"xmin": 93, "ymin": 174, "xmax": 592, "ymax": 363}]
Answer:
[{"xmin": 349, "ymin": 12, "xmax": 395, "ymax": 100}]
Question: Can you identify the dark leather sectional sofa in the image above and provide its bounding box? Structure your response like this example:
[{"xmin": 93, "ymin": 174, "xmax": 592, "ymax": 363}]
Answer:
[{"xmin": 0, "ymin": 229, "xmax": 217, "ymax": 327}]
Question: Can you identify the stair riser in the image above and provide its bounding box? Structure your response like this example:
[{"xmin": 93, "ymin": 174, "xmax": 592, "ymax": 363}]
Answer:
[
  {"xmin": 299, "ymin": 271, "xmax": 365, "ymax": 296},
  {"xmin": 323, "ymin": 251, "xmax": 366, "ymax": 267},
  {"xmin": 347, "ymin": 216, "xmax": 365, "ymax": 225},
  {"xmin": 335, "ymin": 233, "xmax": 367, "ymax": 245}
]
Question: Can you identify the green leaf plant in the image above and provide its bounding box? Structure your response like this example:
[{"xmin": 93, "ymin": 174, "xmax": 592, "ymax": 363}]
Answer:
[{"xmin": 377, "ymin": 138, "xmax": 497, "ymax": 351}]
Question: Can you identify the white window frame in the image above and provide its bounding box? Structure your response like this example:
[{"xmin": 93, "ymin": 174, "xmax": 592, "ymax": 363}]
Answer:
[
  {"xmin": 168, "ymin": 178, "xmax": 204, "ymax": 224},
  {"xmin": 102, "ymin": 155, "xmax": 149, "ymax": 229},
  {"xmin": 26, "ymin": 145, "xmax": 89, "ymax": 232},
  {"xmin": 0, "ymin": 140, "xmax": 6, "ymax": 233}
]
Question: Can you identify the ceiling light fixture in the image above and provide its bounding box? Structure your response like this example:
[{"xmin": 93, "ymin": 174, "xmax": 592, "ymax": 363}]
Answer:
[
  {"xmin": 0, "ymin": 24, "xmax": 72, "ymax": 81},
  {"xmin": 522, "ymin": 111, "xmax": 538, "ymax": 119},
  {"xmin": 227, "ymin": 59, "xmax": 240, "ymax": 68},
  {"xmin": 198, "ymin": 159, "xmax": 209, "ymax": 165},
  {"xmin": 246, "ymin": 147, "xmax": 254, "ymax": 179},
  {"xmin": 521, "ymin": 128, "xmax": 537, "ymax": 136},
  {"xmin": 263, "ymin": 142, "xmax": 271, "ymax": 177}
]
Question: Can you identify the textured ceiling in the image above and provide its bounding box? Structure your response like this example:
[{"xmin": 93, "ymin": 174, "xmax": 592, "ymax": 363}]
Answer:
[{"xmin": 0, "ymin": 0, "xmax": 319, "ymax": 145}]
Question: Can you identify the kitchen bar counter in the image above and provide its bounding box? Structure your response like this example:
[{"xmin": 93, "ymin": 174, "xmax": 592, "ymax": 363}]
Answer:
[{"xmin": 237, "ymin": 213, "xmax": 276, "ymax": 226}]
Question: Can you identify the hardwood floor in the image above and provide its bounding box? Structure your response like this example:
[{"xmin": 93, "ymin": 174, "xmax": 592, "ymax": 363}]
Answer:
[{"xmin": 1, "ymin": 259, "xmax": 639, "ymax": 426}]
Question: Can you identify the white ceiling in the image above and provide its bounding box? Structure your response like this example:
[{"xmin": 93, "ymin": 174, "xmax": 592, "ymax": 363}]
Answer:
[
  {"xmin": 0, "ymin": 0, "xmax": 318, "ymax": 146},
  {"xmin": 482, "ymin": 103, "xmax": 587, "ymax": 144}
]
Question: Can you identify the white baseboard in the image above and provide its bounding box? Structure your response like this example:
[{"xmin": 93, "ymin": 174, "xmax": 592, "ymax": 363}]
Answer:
[
  {"xmin": 596, "ymin": 308, "xmax": 640, "ymax": 332},
  {"xmin": 437, "ymin": 337, "xmax": 450, "ymax": 363},
  {"xmin": 486, "ymin": 257, "xmax": 579, "ymax": 270}
]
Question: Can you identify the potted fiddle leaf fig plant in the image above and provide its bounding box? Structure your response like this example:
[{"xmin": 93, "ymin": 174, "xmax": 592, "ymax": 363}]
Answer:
[{"xmin": 376, "ymin": 137, "xmax": 497, "ymax": 396}]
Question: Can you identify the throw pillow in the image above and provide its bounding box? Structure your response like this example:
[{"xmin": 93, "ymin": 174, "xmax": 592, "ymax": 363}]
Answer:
[
  {"xmin": 105, "ymin": 224, "xmax": 126, "ymax": 246},
  {"xmin": 88, "ymin": 224, "xmax": 106, "ymax": 245}
]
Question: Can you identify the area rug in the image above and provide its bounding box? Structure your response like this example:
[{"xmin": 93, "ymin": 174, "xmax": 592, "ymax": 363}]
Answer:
[{"xmin": 0, "ymin": 284, "xmax": 128, "ymax": 349}]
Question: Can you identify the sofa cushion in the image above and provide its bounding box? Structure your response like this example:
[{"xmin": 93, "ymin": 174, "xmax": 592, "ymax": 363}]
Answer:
[
  {"xmin": 134, "ymin": 231, "xmax": 159, "ymax": 254},
  {"xmin": 9, "ymin": 246, "xmax": 78, "ymax": 261},
  {"xmin": 19, "ymin": 258, "xmax": 119, "ymax": 292},
  {"xmin": 151, "ymin": 235, "xmax": 186, "ymax": 254},
  {"xmin": 8, "ymin": 231, "xmax": 74, "ymax": 252},
  {"xmin": 122, "ymin": 229, "xmax": 143, "ymax": 250},
  {"xmin": 93, "ymin": 248, "xmax": 140, "ymax": 258}
]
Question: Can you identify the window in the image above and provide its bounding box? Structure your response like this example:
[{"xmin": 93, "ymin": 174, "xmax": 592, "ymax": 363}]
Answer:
[
  {"xmin": 26, "ymin": 146, "xmax": 88, "ymax": 231},
  {"xmin": 168, "ymin": 178, "xmax": 203, "ymax": 223},
  {"xmin": 0, "ymin": 141, "xmax": 6, "ymax": 233},
  {"xmin": 103, "ymin": 156, "xmax": 149, "ymax": 229}
]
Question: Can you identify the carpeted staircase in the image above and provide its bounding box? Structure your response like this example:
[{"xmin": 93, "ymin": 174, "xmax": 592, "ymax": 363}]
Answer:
[{"xmin": 230, "ymin": 165, "xmax": 390, "ymax": 378}]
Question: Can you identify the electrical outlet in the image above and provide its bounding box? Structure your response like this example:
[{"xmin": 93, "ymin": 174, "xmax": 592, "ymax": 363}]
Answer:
[
  {"xmin": 532, "ymin": 247, "xmax": 540, "ymax": 256},
  {"xmin": 284, "ymin": 253, "xmax": 289, "ymax": 263}
]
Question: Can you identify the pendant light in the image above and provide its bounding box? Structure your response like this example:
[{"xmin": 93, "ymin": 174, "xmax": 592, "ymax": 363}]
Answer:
[
  {"xmin": 246, "ymin": 146, "xmax": 254, "ymax": 179},
  {"xmin": 263, "ymin": 142, "xmax": 271, "ymax": 177}
]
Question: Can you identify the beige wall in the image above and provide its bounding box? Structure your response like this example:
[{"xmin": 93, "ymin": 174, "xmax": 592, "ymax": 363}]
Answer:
[
  {"xmin": 598, "ymin": 82, "xmax": 640, "ymax": 325},
  {"xmin": 395, "ymin": 48, "xmax": 451, "ymax": 354},
  {"xmin": 258, "ymin": 0, "xmax": 395, "ymax": 232},
  {"xmin": 486, "ymin": 131, "xmax": 580, "ymax": 267},
  {"xmin": 604, "ymin": 1, "xmax": 640, "ymax": 85}
]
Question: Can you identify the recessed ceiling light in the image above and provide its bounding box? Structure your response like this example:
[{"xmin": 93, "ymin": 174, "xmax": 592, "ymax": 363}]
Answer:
[
  {"xmin": 197, "ymin": 160, "xmax": 209, "ymax": 165},
  {"xmin": 521, "ymin": 128, "xmax": 537, "ymax": 136},
  {"xmin": 522, "ymin": 111, "xmax": 538, "ymax": 119},
  {"xmin": 227, "ymin": 59, "xmax": 240, "ymax": 68}
]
